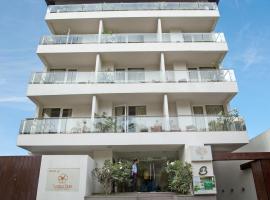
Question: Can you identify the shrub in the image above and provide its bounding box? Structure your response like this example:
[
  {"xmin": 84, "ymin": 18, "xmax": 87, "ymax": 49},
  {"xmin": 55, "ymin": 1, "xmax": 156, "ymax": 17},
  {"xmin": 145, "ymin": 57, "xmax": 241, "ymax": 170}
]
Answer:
[{"xmin": 165, "ymin": 160, "xmax": 192, "ymax": 194}]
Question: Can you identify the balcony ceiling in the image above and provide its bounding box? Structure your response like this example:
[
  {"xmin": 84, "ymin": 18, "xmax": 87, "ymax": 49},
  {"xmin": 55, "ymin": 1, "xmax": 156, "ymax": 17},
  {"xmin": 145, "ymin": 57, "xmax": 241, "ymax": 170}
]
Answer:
[
  {"xmin": 29, "ymin": 92, "xmax": 234, "ymax": 107},
  {"xmin": 45, "ymin": 0, "xmax": 219, "ymax": 6},
  {"xmin": 38, "ymin": 51, "xmax": 226, "ymax": 68},
  {"xmin": 47, "ymin": 17, "xmax": 218, "ymax": 35}
]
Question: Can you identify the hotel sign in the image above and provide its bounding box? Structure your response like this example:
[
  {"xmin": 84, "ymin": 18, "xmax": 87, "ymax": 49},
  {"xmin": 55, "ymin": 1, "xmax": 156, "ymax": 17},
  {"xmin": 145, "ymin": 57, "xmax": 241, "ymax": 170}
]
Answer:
[{"xmin": 46, "ymin": 168, "xmax": 80, "ymax": 192}]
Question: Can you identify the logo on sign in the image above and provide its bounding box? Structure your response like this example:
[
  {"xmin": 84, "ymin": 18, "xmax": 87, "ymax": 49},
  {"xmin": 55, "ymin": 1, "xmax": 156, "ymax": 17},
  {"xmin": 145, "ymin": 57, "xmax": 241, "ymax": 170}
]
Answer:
[{"xmin": 199, "ymin": 166, "xmax": 208, "ymax": 176}]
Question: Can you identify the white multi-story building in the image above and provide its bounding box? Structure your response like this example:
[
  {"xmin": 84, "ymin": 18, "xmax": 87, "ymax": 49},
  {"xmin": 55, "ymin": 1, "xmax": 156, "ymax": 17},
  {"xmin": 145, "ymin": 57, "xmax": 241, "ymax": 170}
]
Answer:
[{"xmin": 17, "ymin": 0, "xmax": 249, "ymax": 198}]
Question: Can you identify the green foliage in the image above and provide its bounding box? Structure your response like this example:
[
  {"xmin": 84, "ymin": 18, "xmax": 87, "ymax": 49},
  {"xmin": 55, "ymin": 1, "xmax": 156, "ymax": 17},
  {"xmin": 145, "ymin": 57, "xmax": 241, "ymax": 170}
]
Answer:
[
  {"xmin": 165, "ymin": 160, "xmax": 192, "ymax": 194},
  {"xmin": 92, "ymin": 160, "xmax": 132, "ymax": 194},
  {"xmin": 208, "ymin": 109, "xmax": 240, "ymax": 131},
  {"xmin": 111, "ymin": 160, "xmax": 132, "ymax": 185},
  {"xmin": 95, "ymin": 112, "xmax": 116, "ymax": 133},
  {"xmin": 92, "ymin": 160, "xmax": 113, "ymax": 195}
]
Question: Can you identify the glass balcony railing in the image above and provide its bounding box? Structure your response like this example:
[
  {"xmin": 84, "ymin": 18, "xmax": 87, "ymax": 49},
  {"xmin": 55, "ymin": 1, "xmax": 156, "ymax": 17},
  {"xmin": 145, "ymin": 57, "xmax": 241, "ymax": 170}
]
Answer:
[
  {"xmin": 48, "ymin": 2, "xmax": 218, "ymax": 13},
  {"xmin": 40, "ymin": 33, "xmax": 226, "ymax": 45},
  {"xmin": 29, "ymin": 70, "xmax": 235, "ymax": 84},
  {"xmin": 20, "ymin": 115, "xmax": 246, "ymax": 135}
]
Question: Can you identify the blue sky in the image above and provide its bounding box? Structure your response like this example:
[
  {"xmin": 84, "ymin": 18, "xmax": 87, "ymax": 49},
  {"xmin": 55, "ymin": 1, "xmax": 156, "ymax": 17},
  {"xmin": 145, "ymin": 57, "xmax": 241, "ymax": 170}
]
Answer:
[{"xmin": 0, "ymin": 0, "xmax": 269, "ymax": 155}]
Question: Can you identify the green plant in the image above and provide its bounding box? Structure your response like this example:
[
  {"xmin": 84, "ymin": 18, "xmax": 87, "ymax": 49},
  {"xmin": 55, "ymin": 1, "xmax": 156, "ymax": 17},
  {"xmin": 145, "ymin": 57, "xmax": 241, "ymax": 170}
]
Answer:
[
  {"xmin": 208, "ymin": 109, "xmax": 240, "ymax": 131},
  {"xmin": 103, "ymin": 30, "xmax": 113, "ymax": 34},
  {"xmin": 95, "ymin": 112, "xmax": 116, "ymax": 133},
  {"xmin": 165, "ymin": 160, "xmax": 192, "ymax": 194},
  {"xmin": 92, "ymin": 160, "xmax": 113, "ymax": 195},
  {"xmin": 92, "ymin": 160, "xmax": 132, "ymax": 194},
  {"xmin": 111, "ymin": 160, "xmax": 132, "ymax": 187}
]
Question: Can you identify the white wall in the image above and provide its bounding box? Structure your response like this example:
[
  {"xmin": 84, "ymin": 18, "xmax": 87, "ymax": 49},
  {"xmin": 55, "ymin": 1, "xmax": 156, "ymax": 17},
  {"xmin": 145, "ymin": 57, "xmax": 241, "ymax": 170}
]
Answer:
[
  {"xmin": 213, "ymin": 130, "xmax": 270, "ymax": 200},
  {"xmin": 93, "ymin": 150, "xmax": 113, "ymax": 193},
  {"xmin": 214, "ymin": 161, "xmax": 257, "ymax": 200},
  {"xmin": 72, "ymin": 105, "xmax": 91, "ymax": 117},
  {"xmin": 37, "ymin": 155, "xmax": 94, "ymax": 200},
  {"xmin": 236, "ymin": 129, "xmax": 270, "ymax": 152}
]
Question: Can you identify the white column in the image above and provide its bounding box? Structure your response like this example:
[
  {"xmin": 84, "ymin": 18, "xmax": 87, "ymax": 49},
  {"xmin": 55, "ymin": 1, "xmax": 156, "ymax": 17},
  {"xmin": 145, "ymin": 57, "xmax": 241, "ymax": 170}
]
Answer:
[
  {"xmin": 98, "ymin": 19, "xmax": 104, "ymax": 43},
  {"xmin": 163, "ymin": 94, "xmax": 170, "ymax": 131},
  {"xmin": 157, "ymin": 18, "xmax": 162, "ymax": 42},
  {"xmin": 160, "ymin": 53, "xmax": 166, "ymax": 82},
  {"xmin": 90, "ymin": 95, "xmax": 99, "ymax": 131},
  {"xmin": 95, "ymin": 54, "xmax": 102, "ymax": 83}
]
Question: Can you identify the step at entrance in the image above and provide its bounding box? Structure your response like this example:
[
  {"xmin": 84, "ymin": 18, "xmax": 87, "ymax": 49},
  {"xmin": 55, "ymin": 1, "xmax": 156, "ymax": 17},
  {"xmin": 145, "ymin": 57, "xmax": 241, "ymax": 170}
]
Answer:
[{"xmin": 85, "ymin": 192, "xmax": 216, "ymax": 200}]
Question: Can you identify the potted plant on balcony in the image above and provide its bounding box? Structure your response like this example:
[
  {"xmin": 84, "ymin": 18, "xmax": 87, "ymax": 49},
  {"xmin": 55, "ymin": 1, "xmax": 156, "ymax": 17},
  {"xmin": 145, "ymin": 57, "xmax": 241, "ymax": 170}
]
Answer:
[
  {"xmin": 208, "ymin": 109, "xmax": 240, "ymax": 131},
  {"xmin": 95, "ymin": 112, "xmax": 116, "ymax": 133}
]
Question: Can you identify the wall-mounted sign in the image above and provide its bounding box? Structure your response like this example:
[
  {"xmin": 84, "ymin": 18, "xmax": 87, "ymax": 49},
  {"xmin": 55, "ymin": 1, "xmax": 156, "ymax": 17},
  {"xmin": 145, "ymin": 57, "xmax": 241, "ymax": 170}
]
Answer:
[
  {"xmin": 190, "ymin": 146, "xmax": 212, "ymax": 161},
  {"xmin": 193, "ymin": 176, "xmax": 217, "ymax": 195},
  {"xmin": 46, "ymin": 168, "xmax": 80, "ymax": 192}
]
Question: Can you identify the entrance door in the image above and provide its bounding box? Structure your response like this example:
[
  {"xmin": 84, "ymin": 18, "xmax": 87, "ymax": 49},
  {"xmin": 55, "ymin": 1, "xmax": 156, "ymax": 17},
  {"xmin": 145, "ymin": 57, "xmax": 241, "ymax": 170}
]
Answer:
[
  {"xmin": 192, "ymin": 106, "xmax": 206, "ymax": 131},
  {"xmin": 114, "ymin": 105, "xmax": 127, "ymax": 132}
]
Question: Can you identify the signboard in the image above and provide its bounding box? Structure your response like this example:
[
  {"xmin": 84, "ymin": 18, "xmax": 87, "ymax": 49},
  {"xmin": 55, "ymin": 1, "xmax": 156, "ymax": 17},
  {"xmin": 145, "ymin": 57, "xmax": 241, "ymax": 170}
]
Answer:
[
  {"xmin": 190, "ymin": 146, "xmax": 212, "ymax": 161},
  {"xmin": 192, "ymin": 162, "xmax": 214, "ymax": 177},
  {"xmin": 193, "ymin": 176, "xmax": 217, "ymax": 195},
  {"xmin": 46, "ymin": 168, "xmax": 80, "ymax": 192}
]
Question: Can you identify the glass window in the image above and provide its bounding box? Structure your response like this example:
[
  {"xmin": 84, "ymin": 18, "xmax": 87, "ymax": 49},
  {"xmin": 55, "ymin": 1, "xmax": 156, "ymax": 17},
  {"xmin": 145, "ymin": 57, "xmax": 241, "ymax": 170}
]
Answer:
[
  {"xmin": 62, "ymin": 109, "xmax": 72, "ymax": 117},
  {"xmin": 42, "ymin": 108, "xmax": 60, "ymax": 118},
  {"xmin": 128, "ymin": 106, "xmax": 146, "ymax": 116},
  {"xmin": 193, "ymin": 106, "xmax": 204, "ymax": 115},
  {"xmin": 205, "ymin": 105, "xmax": 224, "ymax": 115}
]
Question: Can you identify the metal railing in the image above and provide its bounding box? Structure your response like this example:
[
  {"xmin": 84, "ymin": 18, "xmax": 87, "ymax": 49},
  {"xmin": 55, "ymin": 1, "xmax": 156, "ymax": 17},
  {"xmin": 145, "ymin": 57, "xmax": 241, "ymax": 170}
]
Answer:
[
  {"xmin": 40, "ymin": 33, "xmax": 225, "ymax": 45},
  {"xmin": 20, "ymin": 115, "xmax": 246, "ymax": 134},
  {"xmin": 29, "ymin": 70, "xmax": 235, "ymax": 84},
  {"xmin": 48, "ymin": 2, "xmax": 217, "ymax": 13}
]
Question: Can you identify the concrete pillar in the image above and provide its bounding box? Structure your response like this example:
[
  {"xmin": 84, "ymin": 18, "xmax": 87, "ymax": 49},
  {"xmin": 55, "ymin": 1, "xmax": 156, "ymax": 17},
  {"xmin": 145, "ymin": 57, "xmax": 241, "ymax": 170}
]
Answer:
[
  {"xmin": 95, "ymin": 54, "xmax": 102, "ymax": 82},
  {"xmin": 90, "ymin": 95, "xmax": 99, "ymax": 131},
  {"xmin": 160, "ymin": 53, "xmax": 166, "ymax": 82},
  {"xmin": 98, "ymin": 19, "xmax": 104, "ymax": 43},
  {"xmin": 157, "ymin": 18, "xmax": 162, "ymax": 42},
  {"xmin": 163, "ymin": 94, "xmax": 170, "ymax": 131},
  {"xmin": 35, "ymin": 104, "xmax": 44, "ymax": 118}
]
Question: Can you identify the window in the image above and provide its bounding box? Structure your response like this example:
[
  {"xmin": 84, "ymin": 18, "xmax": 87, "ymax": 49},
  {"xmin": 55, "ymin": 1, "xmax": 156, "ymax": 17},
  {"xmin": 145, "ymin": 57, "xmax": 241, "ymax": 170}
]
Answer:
[
  {"xmin": 128, "ymin": 106, "xmax": 146, "ymax": 116},
  {"xmin": 193, "ymin": 106, "xmax": 204, "ymax": 115},
  {"xmin": 42, "ymin": 108, "xmax": 72, "ymax": 118},
  {"xmin": 205, "ymin": 105, "xmax": 224, "ymax": 115}
]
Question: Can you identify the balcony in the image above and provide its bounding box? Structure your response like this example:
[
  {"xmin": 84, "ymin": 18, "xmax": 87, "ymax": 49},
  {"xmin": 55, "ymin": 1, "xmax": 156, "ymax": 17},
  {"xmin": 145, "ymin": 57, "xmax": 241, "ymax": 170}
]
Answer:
[
  {"xmin": 20, "ymin": 115, "xmax": 246, "ymax": 135},
  {"xmin": 27, "ymin": 70, "xmax": 238, "ymax": 102},
  {"xmin": 40, "ymin": 33, "xmax": 225, "ymax": 45},
  {"xmin": 30, "ymin": 69, "xmax": 235, "ymax": 84},
  {"xmin": 37, "ymin": 33, "xmax": 227, "ymax": 67},
  {"xmin": 45, "ymin": 2, "xmax": 219, "ymax": 34},
  {"xmin": 48, "ymin": 2, "xmax": 218, "ymax": 13}
]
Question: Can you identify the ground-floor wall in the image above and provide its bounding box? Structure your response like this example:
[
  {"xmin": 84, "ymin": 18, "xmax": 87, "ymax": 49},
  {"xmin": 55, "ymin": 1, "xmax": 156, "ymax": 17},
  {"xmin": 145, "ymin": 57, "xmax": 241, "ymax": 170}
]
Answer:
[
  {"xmin": 0, "ymin": 156, "xmax": 41, "ymax": 200},
  {"xmin": 213, "ymin": 161, "xmax": 257, "ymax": 200}
]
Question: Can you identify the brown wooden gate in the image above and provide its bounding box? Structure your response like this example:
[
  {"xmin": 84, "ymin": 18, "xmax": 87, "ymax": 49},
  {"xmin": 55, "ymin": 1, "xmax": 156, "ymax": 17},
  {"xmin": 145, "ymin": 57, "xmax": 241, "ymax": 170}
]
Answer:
[{"xmin": 0, "ymin": 156, "xmax": 41, "ymax": 200}]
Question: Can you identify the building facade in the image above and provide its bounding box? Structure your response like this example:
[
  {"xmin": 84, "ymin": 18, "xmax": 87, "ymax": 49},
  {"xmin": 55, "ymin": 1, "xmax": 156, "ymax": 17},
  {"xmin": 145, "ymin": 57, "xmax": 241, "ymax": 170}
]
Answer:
[{"xmin": 17, "ymin": 0, "xmax": 249, "ymax": 199}]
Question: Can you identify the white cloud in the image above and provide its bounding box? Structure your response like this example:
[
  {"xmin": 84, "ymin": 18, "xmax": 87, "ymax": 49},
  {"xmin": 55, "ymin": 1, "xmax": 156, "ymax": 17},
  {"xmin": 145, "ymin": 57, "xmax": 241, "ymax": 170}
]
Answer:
[{"xmin": 0, "ymin": 96, "xmax": 28, "ymax": 103}]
